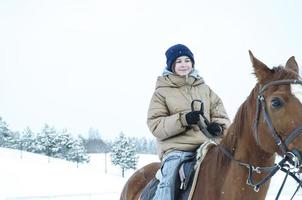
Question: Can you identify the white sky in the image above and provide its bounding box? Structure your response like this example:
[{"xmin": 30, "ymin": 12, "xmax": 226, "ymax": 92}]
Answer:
[{"xmin": 1, "ymin": 0, "xmax": 302, "ymax": 139}]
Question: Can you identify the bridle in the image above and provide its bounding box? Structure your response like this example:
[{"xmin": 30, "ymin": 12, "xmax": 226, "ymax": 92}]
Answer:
[
  {"xmin": 254, "ymin": 79, "xmax": 302, "ymax": 156},
  {"xmin": 219, "ymin": 79, "xmax": 302, "ymax": 198}
]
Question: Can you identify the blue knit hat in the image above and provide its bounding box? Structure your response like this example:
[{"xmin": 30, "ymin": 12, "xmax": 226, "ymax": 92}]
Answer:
[{"xmin": 165, "ymin": 44, "xmax": 195, "ymax": 72}]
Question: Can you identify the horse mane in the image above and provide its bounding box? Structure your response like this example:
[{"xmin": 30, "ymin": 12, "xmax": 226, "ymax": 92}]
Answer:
[
  {"xmin": 219, "ymin": 85, "xmax": 258, "ymax": 153},
  {"xmin": 271, "ymin": 66, "xmax": 299, "ymax": 80}
]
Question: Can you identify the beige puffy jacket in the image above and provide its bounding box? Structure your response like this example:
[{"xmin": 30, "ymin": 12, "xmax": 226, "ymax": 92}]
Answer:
[{"xmin": 147, "ymin": 70, "xmax": 231, "ymax": 160}]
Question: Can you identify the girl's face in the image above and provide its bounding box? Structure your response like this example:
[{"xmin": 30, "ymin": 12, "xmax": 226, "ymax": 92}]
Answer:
[{"xmin": 174, "ymin": 56, "xmax": 193, "ymax": 76}]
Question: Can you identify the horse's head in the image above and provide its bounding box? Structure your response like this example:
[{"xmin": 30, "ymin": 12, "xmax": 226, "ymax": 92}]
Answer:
[{"xmin": 250, "ymin": 50, "xmax": 302, "ymax": 168}]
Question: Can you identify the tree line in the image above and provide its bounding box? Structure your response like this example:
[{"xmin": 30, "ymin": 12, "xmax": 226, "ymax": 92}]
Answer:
[
  {"xmin": 0, "ymin": 117, "xmax": 89, "ymax": 164},
  {"xmin": 0, "ymin": 117, "xmax": 157, "ymax": 168}
]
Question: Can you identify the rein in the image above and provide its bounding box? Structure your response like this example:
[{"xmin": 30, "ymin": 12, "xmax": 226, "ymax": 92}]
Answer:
[
  {"xmin": 220, "ymin": 79, "xmax": 302, "ymax": 198},
  {"xmin": 219, "ymin": 145, "xmax": 302, "ymax": 194}
]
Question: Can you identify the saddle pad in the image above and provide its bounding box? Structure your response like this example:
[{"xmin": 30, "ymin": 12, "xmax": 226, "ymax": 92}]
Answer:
[{"xmin": 187, "ymin": 140, "xmax": 217, "ymax": 200}]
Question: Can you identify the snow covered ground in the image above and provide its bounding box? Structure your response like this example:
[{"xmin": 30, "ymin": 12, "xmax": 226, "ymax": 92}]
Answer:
[{"xmin": 0, "ymin": 147, "xmax": 301, "ymax": 200}]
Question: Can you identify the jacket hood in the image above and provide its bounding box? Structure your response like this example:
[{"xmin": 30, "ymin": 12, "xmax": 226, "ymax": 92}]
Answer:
[{"xmin": 156, "ymin": 68, "xmax": 205, "ymax": 89}]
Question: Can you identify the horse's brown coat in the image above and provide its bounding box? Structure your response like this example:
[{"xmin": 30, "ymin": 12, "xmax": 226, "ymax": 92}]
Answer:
[
  {"xmin": 120, "ymin": 51, "xmax": 302, "ymax": 200},
  {"xmin": 120, "ymin": 162, "xmax": 160, "ymax": 200}
]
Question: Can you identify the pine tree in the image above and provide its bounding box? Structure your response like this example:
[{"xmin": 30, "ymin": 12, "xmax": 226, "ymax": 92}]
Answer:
[
  {"xmin": 40, "ymin": 124, "xmax": 60, "ymax": 160},
  {"xmin": 56, "ymin": 132, "xmax": 73, "ymax": 159},
  {"xmin": 110, "ymin": 132, "xmax": 138, "ymax": 177},
  {"xmin": 0, "ymin": 117, "xmax": 15, "ymax": 148},
  {"xmin": 65, "ymin": 136, "xmax": 90, "ymax": 166},
  {"xmin": 21, "ymin": 127, "xmax": 36, "ymax": 152}
]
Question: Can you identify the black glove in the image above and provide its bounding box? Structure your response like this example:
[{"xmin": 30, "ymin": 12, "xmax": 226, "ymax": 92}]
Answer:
[
  {"xmin": 185, "ymin": 111, "xmax": 201, "ymax": 125},
  {"xmin": 206, "ymin": 122, "xmax": 223, "ymax": 137}
]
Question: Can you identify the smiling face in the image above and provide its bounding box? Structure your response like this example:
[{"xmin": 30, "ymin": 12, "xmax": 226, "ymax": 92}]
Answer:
[{"xmin": 173, "ymin": 56, "xmax": 193, "ymax": 76}]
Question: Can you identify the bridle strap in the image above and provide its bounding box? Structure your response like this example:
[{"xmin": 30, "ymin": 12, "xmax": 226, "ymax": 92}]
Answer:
[
  {"xmin": 254, "ymin": 79, "xmax": 302, "ymax": 155},
  {"xmin": 259, "ymin": 96, "xmax": 287, "ymax": 154},
  {"xmin": 218, "ymin": 145, "xmax": 276, "ymax": 173},
  {"xmin": 285, "ymin": 126, "xmax": 302, "ymax": 146},
  {"xmin": 278, "ymin": 167, "xmax": 302, "ymax": 200},
  {"xmin": 246, "ymin": 158, "xmax": 287, "ymax": 192},
  {"xmin": 218, "ymin": 145, "xmax": 290, "ymax": 192},
  {"xmin": 275, "ymin": 168, "xmax": 290, "ymax": 200},
  {"xmin": 258, "ymin": 79, "xmax": 302, "ymax": 94}
]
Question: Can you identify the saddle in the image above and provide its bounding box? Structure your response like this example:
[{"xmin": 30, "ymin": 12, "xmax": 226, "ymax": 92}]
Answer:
[{"xmin": 140, "ymin": 141, "xmax": 216, "ymax": 200}]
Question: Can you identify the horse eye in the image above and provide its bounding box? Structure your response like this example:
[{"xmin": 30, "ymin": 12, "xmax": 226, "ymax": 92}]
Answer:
[{"xmin": 271, "ymin": 97, "xmax": 283, "ymax": 109}]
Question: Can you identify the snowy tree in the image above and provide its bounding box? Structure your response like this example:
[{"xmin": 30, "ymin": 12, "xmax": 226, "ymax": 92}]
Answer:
[
  {"xmin": 55, "ymin": 132, "xmax": 74, "ymax": 159},
  {"xmin": 0, "ymin": 117, "xmax": 10, "ymax": 147},
  {"xmin": 32, "ymin": 132, "xmax": 46, "ymax": 154},
  {"xmin": 39, "ymin": 124, "xmax": 60, "ymax": 160},
  {"xmin": 65, "ymin": 136, "xmax": 90, "ymax": 166},
  {"xmin": 110, "ymin": 132, "xmax": 139, "ymax": 177},
  {"xmin": 128, "ymin": 137, "xmax": 157, "ymax": 154},
  {"xmin": 20, "ymin": 127, "xmax": 36, "ymax": 152},
  {"xmin": 148, "ymin": 138, "xmax": 157, "ymax": 154},
  {"xmin": 0, "ymin": 117, "xmax": 18, "ymax": 148}
]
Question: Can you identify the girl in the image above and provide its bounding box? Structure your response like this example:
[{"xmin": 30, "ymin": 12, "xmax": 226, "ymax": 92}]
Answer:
[{"xmin": 147, "ymin": 44, "xmax": 230, "ymax": 199}]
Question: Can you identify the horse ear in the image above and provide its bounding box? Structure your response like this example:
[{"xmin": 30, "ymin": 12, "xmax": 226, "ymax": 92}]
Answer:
[
  {"xmin": 249, "ymin": 50, "xmax": 272, "ymax": 84},
  {"xmin": 285, "ymin": 56, "xmax": 299, "ymax": 74}
]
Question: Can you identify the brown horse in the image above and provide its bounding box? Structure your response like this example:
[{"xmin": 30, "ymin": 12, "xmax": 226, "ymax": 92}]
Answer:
[{"xmin": 121, "ymin": 51, "xmax": 302, "ymax": 200}]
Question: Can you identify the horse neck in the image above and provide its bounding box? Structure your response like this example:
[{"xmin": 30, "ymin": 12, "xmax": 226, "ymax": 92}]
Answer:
[
  {"xmin": 233, "ymin": 120, "xmax": 275, "ymax": 166},
  {"xmin": 192, "ymin": 86, "xmax": 276, "ymax": 200},
  {"xmin": 221, "ymin": 86, "xmax": 275, "ymax": 166}
]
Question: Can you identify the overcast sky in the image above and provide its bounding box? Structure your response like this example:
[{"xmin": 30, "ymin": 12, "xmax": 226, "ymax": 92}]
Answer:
[{"xmin": 1, "ymin": 0, "xmax": 302, "ymax": 139}]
